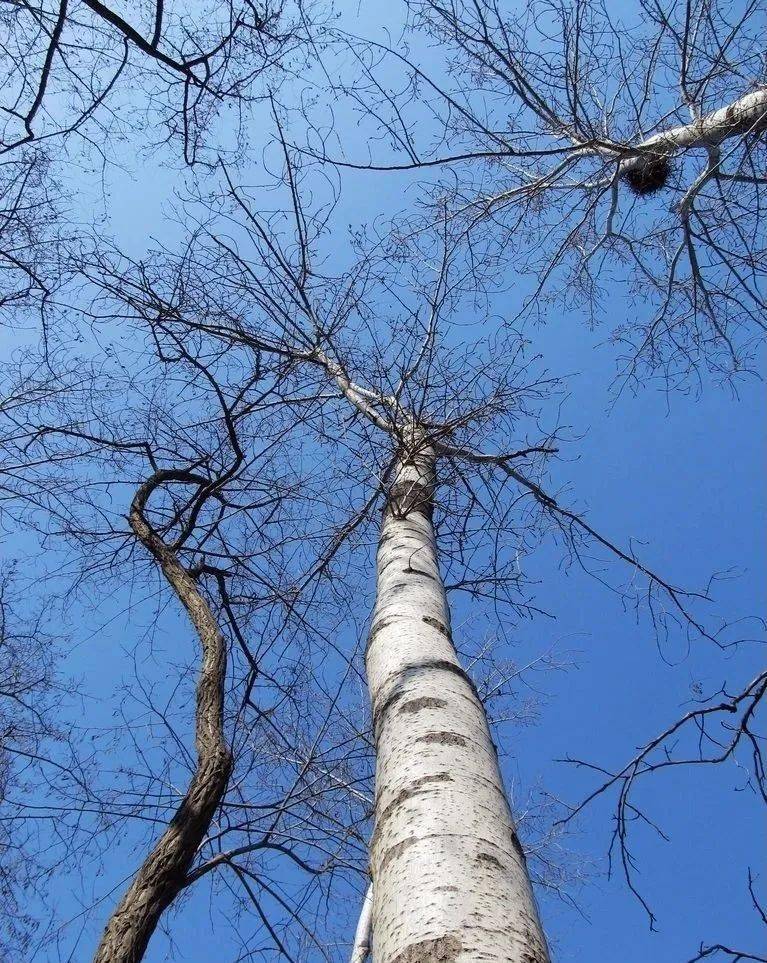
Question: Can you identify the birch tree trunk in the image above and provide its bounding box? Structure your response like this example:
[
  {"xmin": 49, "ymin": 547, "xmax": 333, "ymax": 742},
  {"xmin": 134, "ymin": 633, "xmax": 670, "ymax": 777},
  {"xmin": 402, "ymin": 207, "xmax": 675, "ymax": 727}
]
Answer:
[
  {"xmin": 365, "ymin": 442, "xmax": 549, "ymax": 963},
  {"xmin": 624, "ymin": 85, "xmax": 767, "ymax": 164},
  {"xmin": 92, "ymin": 471, "xmax": 233, "ymax": 963},
  {"xmin": 350, "ymin": 885, "xmax": 373, "ymax": 963}
]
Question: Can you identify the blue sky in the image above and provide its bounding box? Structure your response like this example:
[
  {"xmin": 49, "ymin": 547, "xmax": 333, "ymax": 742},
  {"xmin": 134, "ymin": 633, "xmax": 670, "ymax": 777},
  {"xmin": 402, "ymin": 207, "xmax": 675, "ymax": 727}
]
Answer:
[{"xmin": 1, "ymin": 1, "xmax": 765, "ymax": 961}]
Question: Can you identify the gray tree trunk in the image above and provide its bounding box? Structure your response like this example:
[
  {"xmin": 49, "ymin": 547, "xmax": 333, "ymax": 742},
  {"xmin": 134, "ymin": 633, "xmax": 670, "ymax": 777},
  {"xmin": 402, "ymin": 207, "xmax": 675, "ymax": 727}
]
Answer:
[
  {"xmin": 92, "ymin": 472, "xmax": 232, "ymax": 963},
  {"xmin": 365, "ymin": 443, "xmax": 550, "ymax": 963}
]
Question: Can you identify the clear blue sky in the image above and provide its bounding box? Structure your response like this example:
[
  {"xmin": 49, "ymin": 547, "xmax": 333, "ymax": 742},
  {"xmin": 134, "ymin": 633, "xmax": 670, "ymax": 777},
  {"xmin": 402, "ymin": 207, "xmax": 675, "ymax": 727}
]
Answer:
[{"xmin": 4, "ymin": 1, "xmax": 764, "ymax": 960}]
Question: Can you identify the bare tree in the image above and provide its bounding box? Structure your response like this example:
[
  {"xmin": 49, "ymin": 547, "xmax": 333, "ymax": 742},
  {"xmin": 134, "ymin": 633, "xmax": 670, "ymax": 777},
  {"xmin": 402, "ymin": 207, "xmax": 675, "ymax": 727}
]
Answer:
[
  {"xmin": 561, "ymin": 668, "xmax": 766, "ymax": 926},
  {"xmin": 0, "ymin": 3, "xmax": 761, "ymax": 956},
  {"xmin": 311, "ymin": 0, "xmax": 766, "ymax": 386},
  {"xmin": 74, "ymin": 145, "xmax": 740, "ymax": 961},
  {"xmin": 0, "ymin": 0, "xmax": 319, "ymax": 317},
  {"xmin": 1, "ymin": 0, "xmax": 312, "ymax": 163},
  {"xmin": 0, "ymin": 342, "xmax": 373, "ymax": 961},
  {"xmin": 88, "ymin": 466, "xmax": 234, "ymax": 962}
]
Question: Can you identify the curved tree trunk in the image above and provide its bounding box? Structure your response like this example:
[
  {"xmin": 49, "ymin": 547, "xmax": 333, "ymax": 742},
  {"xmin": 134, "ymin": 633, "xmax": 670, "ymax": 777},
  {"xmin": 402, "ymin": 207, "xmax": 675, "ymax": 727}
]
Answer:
[
  {"xmin": 365, "ymin": 442, "xmax": 549, "ymax": 963},
  {"xmin": 93, "ymin": 472, "xmax": 233, "ymax": 963}
]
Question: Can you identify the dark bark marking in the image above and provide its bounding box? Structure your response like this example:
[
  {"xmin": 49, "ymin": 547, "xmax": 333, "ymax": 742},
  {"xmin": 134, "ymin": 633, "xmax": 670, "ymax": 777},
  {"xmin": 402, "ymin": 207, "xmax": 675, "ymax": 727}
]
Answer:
[
  {"xmin": 369, "ymin": 617, "xmax": 395, "ymax": 637},
  {"xmin": 417, "ymin": 731, "xmax": 468, "ymax": 747},
  {"xmin": 399, "ymin": 696, "xmax": 448, "ymax": 714},
  {"xmin": 372, "ymin": 659, "xmax": 479, "ymax": 738},
  {"xmin": 510, "ymin": 830, "xmax": 527, "ymax": 864},
  {"xmin": 372, "ymin": 773, "xmax": 454, "ymax": 851},
  {"xmin": 380, "ymin": 554, "xmax": 404, "ymax": 573},
  {"xmin": 421, "ymin": 615, "xmax": 451, "ymax": 638},
  {"xmin": 386, "ymin": 480, "xmax": 434, "ymax": 520},
  {"xmin": 373, "ymin": 688, "xmax": 407, "ymax": 737},
  {"xmin": 414, "ymin": 659, "xmax": 476, "ymax": 694},
  {"xmin": 366, "ymin": 617, "xmax": 396, "ymax": 655},
  {"xmin": 387, "ymin": 581, "xmax": 414, "ymax": 596},
  {"xmin": 521, "ymin": 949, "xmax": 549, "ymax": 963},
  {"xmin": 404, "ymin": 565, "xmax": 437, "ymax": 580},
  {"xmin": 476, "ymin": 851, "xmax": 505, "ymax": 871},
  {"xmin": 390, "ymin": 934, "xmax": 462, "ymax": 963},
  {"xmin": 379, "ymin": 835, "xmax": 419, "ymax": 873}
]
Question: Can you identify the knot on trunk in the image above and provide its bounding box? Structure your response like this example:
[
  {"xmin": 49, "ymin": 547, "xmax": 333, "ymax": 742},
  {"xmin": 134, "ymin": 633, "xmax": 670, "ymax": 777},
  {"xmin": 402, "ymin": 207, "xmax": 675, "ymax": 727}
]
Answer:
[
  {"xmin": 621, "ymin": 152, "xmax": 671, "ymax": 195},
  {"xmin": 386, "ymin": 480, "xmax": 434, "ymax": 519}
]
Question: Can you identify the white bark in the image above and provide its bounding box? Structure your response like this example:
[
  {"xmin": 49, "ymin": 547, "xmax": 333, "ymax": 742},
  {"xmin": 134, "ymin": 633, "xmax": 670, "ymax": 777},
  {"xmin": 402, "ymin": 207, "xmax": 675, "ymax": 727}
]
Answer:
[
  {"xmin": 365, "ymin": 444, "xmax": 549, "ymax": 963},
  {"xmin": 621, "ymin": 85, "xmax": 767, "ymax": 167},
  {"xmin": 350, "ymin": 885, "xmax": 373, "ymax": 963}
]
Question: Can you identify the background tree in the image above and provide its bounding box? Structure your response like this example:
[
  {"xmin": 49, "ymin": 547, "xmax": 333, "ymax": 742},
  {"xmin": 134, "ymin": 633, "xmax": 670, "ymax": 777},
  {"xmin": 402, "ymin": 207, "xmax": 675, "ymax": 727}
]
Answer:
[
  {"xmin": 0, "ymin": 0, "xmax": 317, "ymax": 314},
  {"xmin": 0, "ymin": 341, "xmax": 372, "ymax": 960},
  {"xmin": 312, "ymin": 0, "xmax": 766, "ymax": 386}
]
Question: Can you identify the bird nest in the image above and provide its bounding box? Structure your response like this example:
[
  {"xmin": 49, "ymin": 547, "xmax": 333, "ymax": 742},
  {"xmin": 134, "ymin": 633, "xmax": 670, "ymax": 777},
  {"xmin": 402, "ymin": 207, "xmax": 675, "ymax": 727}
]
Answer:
[{"xmin": 622, "ymin": 153, "xmax": 671, "ymax": 196}]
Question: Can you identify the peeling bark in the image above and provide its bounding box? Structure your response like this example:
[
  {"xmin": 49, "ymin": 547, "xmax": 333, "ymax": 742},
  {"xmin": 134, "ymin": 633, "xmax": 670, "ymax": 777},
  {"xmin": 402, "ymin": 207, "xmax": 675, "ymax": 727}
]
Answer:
[
  {"xmin": 92, "ymin": 471, "xmax": 233, "ymax": 963},
  {"xmin": 366, "ymin": 444, "xmax": 550, "ymax": 963}
]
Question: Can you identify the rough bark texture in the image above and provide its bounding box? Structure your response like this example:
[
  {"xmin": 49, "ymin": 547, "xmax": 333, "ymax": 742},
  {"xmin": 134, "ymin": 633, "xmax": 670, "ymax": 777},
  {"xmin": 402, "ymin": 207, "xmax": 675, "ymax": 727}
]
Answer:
[
  {"xmin": 366, "ymin": 445, "xmax": 550, "ymax": 963},
  {"xmin": 93, "ymin": 471, "xmax": 233, "ymax": 963}
]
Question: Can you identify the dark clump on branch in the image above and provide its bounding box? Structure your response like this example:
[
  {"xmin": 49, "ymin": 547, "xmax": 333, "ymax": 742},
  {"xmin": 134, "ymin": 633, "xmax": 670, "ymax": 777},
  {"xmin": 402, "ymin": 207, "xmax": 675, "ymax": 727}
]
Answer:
[{"xmin": 622, "ymin": 154, "xmax": 671, "ymax": 196}]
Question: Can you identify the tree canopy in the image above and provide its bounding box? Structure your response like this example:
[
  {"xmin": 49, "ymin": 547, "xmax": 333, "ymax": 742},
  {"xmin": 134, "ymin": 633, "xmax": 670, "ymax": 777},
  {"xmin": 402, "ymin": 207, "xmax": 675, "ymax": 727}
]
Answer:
[{"xmin": 0, "ymin": 1, "xmax": 764, "ymax": 961}]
